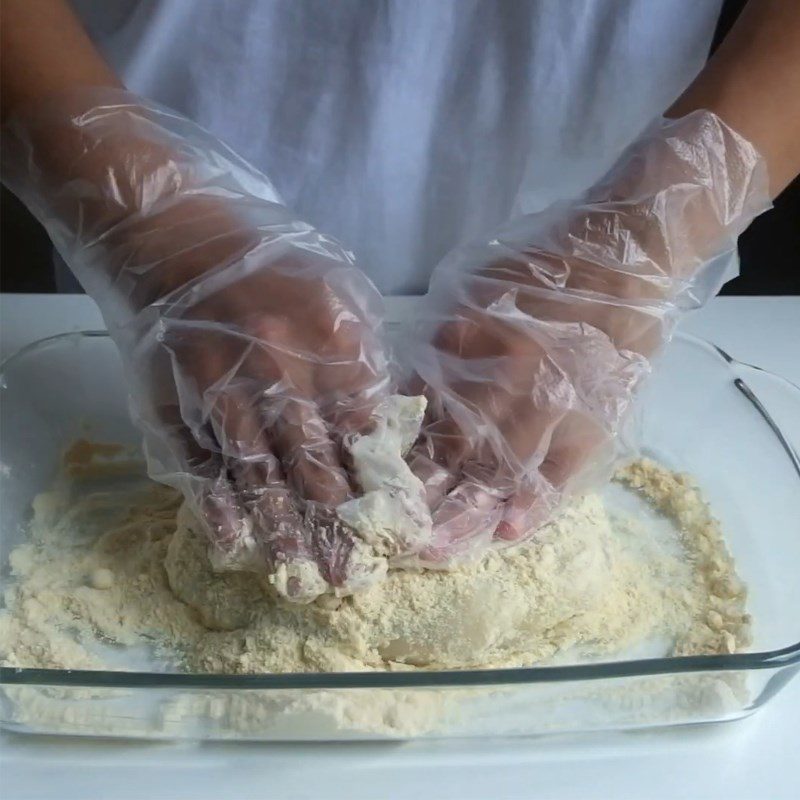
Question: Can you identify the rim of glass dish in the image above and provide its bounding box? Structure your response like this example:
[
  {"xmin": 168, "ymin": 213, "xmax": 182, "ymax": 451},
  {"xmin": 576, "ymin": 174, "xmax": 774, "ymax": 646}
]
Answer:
[{"xmin": 1, "ymin": 330, "xmax": 799, "ymax": 690}]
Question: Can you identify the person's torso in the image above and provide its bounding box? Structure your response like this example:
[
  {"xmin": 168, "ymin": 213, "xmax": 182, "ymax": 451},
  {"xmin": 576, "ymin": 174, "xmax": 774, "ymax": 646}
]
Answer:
[{"xmin": 74, "ymin": 0, "xmax": 723, "ymax": 294}]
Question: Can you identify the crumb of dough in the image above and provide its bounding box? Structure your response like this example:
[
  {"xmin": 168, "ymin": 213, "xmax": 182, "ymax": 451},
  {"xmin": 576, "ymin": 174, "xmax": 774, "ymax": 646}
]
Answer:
[{"xmin": 88, "ymin": 568, "xmax": 114, "ymax": 590}]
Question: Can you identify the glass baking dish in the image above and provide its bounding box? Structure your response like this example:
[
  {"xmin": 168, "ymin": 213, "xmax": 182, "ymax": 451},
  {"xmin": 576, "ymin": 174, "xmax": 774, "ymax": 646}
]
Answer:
[{"xmin": 1, "ymin": 324, "xmax": 799, "ymax": 741}]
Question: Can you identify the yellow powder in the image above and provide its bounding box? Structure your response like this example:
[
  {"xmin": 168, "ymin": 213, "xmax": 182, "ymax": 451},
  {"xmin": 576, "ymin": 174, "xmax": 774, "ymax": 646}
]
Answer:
[{"xmin": 0, "ymin": 459, "xmax": 749, "ymax": 677}]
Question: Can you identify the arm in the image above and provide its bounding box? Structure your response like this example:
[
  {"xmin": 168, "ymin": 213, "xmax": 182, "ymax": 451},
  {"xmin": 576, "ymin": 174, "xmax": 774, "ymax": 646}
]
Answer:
[
  {"xmin": 668, "ymin": 0, "xmax": 800, "ymax": 196},
  {"xmin": 1, "ymin": 0, "xmax": 121, "ymax": 116},
  {"xmin": 407, "ymin": 0, "xmax": 799, "ymax": 560},
  {"xmin": 1, "ymin": 0, "xmax": 391, "ymax": 602}
]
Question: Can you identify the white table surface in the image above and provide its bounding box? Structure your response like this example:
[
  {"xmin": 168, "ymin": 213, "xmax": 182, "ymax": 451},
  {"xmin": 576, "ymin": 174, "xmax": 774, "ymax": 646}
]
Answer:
[{"xmin": 1, "ymin": 294, "xmax": 798, "ymax": 800}]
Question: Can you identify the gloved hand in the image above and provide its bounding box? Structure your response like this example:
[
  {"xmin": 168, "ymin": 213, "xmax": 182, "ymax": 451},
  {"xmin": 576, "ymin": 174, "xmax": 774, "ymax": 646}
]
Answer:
[
  {"xmin": 1, "ymin": 89, "xmax": 390, "ymax": 602},
  {"xmin": 405, "ymin": 111, "xmax": 770, "ymax": 564}
]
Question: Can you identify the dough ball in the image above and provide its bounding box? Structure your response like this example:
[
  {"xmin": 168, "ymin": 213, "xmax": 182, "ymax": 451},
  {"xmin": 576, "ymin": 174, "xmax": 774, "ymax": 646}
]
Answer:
[{"xmin": 88, "ymin": 567, "xmax": 114, "ymax": 590}]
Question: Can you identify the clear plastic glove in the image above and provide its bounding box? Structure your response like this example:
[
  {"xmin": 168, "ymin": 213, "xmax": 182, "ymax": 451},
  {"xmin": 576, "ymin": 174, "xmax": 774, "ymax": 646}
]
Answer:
[
  {"xmin": 405, "ymin": 111, "xmax": 771, "ymax": 564},
  {"xmin": 1, "ymin": 89, "xmax": 390, "ymax": 601}
]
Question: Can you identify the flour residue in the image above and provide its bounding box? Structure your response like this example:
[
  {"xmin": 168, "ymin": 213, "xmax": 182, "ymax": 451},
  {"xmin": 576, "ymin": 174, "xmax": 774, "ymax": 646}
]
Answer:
[{"xmin": 0, "ymin": 448, "xmax": 749, "ymax": 678}]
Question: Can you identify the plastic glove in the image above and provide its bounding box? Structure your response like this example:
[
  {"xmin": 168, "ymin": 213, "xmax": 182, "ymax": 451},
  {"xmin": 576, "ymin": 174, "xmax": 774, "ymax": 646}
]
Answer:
[
  {"xmin": 1, "ymin": 89, "xmax": 390, "ymax": 602},
  {"xmin": 405, "ymin": 111, "xmax": 770, "ymax": 564}
]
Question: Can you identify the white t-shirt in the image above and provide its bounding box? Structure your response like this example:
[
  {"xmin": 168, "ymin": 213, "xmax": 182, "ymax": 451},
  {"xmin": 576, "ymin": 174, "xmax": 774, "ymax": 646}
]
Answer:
[{"xmin": 73, "ymin": 0, "xmax": 723, "ymax": 294}]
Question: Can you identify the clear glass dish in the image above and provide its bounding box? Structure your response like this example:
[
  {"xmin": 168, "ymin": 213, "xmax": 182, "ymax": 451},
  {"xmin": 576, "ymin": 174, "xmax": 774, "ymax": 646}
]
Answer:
[{"xmin": 1, "ymin": 328, "xmax": 798, "ymax": 741}]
